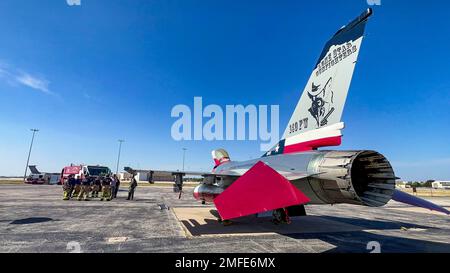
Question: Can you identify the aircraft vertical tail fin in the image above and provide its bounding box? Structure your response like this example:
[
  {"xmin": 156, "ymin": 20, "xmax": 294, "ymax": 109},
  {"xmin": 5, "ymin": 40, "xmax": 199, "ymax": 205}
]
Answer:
[
  {"xmin": 28, "ymin": 165, "xmax": 41, "ymax": 174},
  {"xmin": 265, "ymin": 9, "xmax": 373, "ymax": 156}
]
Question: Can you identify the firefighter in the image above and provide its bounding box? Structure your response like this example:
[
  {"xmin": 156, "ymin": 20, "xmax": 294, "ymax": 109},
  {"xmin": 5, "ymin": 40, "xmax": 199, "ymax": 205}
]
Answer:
[
  {"xmin": 78, "ymin": 175, "xmax": 91, "ymax": 201},
  {"xmin": 127, "ymin": 175, "xmax": 138, "ymax": 200},
  {"xmin": 100, "ymin": 175, "xmax": 112, "ymax": 201},
  {"xmin": 91, "ymin": 177, "xmax": 101, "ymax": 198},
  {"xmin": 62, "ymin": 174, "xmax": 75, "ymax": 200},
  {"xmin": 72, "ymin": 175, "xmax": 82, "ymax": 198}
]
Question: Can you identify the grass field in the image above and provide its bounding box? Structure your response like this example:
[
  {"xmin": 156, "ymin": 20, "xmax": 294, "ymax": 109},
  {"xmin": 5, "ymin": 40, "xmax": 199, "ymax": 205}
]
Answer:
[
  {"xmin": 0, "ymin": 179, "xmax": 22, "ymax": 185},
  {"xmin": 397, "ymin": 188, "xmax": 450, "ymax": 197}
]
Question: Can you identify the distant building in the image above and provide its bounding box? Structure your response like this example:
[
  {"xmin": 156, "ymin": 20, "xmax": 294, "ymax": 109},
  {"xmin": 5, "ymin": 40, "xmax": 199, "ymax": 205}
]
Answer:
[
  {"xmin": 395, "ymin": 180, "xmax": 408, "ymax": 189},
  {"xmin": 117, "ymin": 172, "xmax": 133, "ymax": 181},
  {"xmin": 136, "ymin": 171, "xmax": 174, "ymax": 182},
  {"xmin": 432, "ymin": 181, "xmax": 450, "ymax": 189},
  {"xmin": 117, "ymin": 171, "xmax": 174, "ymax": 182}
]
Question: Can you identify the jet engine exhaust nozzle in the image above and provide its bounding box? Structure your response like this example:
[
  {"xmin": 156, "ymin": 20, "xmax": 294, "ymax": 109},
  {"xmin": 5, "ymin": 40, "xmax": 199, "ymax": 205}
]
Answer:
[{"xmin": 307, "ymin": 150, "xmax": 396, "ymax": 207}]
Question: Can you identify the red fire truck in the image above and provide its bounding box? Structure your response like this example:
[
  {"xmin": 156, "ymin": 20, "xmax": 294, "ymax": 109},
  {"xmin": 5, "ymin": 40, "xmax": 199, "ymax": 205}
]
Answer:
[{"xmin": 59, "ymin": 164, "xmax": 112, "ymax": 184}]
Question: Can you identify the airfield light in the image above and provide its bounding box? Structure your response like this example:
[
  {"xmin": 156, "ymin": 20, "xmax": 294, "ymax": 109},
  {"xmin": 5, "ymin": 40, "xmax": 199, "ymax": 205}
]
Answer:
[
  {"xmin": 116, "ymin": 139, "xmax": 125, "ymax": 175},
  {"xmin": 182, "ymin": 148, "xmax": 187, "ymax": 171},
  {"xmin": 23, "ymin": 129, "xmax": 39, "ymax": 182}
]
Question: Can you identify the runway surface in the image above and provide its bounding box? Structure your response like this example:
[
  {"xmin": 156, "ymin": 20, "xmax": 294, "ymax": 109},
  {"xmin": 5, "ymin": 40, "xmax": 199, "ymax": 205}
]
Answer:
[{"xmin": 0, "ymin": 184, "xmax": 449, "ymax": 253}]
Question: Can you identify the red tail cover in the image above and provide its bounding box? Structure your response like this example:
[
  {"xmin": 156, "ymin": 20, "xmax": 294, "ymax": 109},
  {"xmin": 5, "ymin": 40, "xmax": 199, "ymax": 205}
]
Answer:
[{"xmin": 214, "ymin": 161, "xmax": 310, "ymax": 220}]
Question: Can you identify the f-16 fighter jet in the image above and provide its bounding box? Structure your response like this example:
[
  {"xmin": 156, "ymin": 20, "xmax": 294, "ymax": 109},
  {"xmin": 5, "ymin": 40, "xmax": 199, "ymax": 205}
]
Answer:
[{"xmin": 126, "ymin": 9, "xmax": 449, "ymax": 223}]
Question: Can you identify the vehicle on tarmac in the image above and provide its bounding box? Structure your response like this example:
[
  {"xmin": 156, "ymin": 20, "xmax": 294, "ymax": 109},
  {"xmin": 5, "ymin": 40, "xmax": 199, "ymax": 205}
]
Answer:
[
  {"xmin": 60, "ymin": 164, "xmax": 112, "ymax": 184},
  {"xmin": 25, "ymin": 165, "xmax": 60, "ymax": 185}
]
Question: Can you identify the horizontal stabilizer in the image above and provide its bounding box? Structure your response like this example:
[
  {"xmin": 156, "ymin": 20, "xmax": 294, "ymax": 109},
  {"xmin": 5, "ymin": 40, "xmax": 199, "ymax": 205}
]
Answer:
[
  {"xmin": 392, "ymin": 190, "xmax": 449, "ymax": 215},
  {"xmin": 214, "ymin": 161, "xmax": 310, "ymax": 220}
]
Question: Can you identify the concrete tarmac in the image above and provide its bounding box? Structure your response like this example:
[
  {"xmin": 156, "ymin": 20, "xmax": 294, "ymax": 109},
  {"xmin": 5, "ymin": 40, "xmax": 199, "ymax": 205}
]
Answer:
[{"xmin": 0, "ymin": 184, "xmax": 449, "ymax": 253}]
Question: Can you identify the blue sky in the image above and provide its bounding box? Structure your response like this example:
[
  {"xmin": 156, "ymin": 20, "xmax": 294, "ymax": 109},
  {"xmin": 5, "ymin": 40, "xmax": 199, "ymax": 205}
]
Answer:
[{"xmin": 0, "ymin": 0, "xmax": 449, "ymax": 181}]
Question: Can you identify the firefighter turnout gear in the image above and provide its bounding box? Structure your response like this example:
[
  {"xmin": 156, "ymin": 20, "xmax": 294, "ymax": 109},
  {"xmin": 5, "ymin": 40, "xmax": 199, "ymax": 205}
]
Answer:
[
  {"xmin": 91, "ymin": 178, "xmax": 101, "ymax": 198},
  {"xmin": 100, "ymin": 176, "xmax": 112, "ymax": 201},
  {"xmin": 72, "ymin": 178, "xmax": 82, "ymax": 198},
  {"xmin": 63, "ymin": 175, "xmax": 76, "ymax": 200},
  {"xmin": 78, "ymin": 176, "xmax": 92, "ymax": 201}
]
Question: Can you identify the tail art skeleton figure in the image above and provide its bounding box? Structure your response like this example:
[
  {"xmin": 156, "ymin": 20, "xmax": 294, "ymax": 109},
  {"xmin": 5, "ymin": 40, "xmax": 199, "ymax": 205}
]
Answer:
[{"xmin": 308, "ymin": 77, "xmax": 334, "ymax": 127}]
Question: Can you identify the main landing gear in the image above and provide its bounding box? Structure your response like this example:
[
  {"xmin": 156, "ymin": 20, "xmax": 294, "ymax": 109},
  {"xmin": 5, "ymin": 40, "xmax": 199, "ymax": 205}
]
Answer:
[
  {"xmin": 272, "ymin": 205, "xmax": 307, "ymax": 225},
  {"xmin": 216, "ymin": 205, "xmax": 307, "ymax": 226},
  {"xmin": 217, "ymin": 218, "xmax": 233, "ymax": 226},
  {"xmin": 272, "ymin": 208, "xmax": 291, "ymax": 225}
]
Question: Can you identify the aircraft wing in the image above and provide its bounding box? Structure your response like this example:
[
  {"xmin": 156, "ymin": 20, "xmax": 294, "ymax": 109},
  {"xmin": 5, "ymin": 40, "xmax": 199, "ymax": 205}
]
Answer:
[
  {"xmin": 124, "ymin": 167, "xmax": 207, "ymax": 177},
  {"xmin": 124, "ymin": 166, "xmax": 314, "ymax": 181},
  {"xmin": 124, "ymin": 166, "xmax": 241, "ymax": 178}
]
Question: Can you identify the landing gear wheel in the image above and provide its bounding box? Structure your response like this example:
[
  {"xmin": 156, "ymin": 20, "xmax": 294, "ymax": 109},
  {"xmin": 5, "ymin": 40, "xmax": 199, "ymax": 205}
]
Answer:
[
  {"xmin": 222, "ymin": 220, "xmax": 233, "ymax": 226},
  {"xmin": 272, "ymin": 208, "xmax": 290, "ymax": 225},
  {"xmin": 217, "ymin": 218, "xmax": 233, "ymax": 226}
]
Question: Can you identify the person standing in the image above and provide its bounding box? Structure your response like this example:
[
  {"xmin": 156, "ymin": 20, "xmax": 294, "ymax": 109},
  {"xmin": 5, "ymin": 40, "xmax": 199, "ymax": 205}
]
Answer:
[
  {"xmin": 100, "ymin": 175, "xmax": 112, "ymax": 201},
  {"xmin": 62, "ymin": 174, "xmax": 75, "ymax": 200},
  {"xmin": 113, "ymin": 174, "xmax": 120, "ymax": 198},
  {"xmin": 110, "ymin": 175, "xmax": 117, "ymax": 199},
  {"xmin": 78, "ymin": 175, "xmax": 91, "ymax": 201},
  {"xmin": 127, "ymin": 175, "xmax": 138, "ymax": 200},
  {"xmin": 91, "ymin": 177, "xmax": 101, "ymax": 198},
  {"xmin": 72, "ymin": 176, "xmax": 82, "ymax": 198}
]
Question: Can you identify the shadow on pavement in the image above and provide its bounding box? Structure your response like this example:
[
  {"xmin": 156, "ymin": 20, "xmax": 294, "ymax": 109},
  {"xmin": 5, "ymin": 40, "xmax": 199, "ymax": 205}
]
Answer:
[
  {"xmin": 10, "ymin": 217, "xmax": 54, "ymax": 225},
  {"xmin": 176, "ymin": 208, "xmax": 450, "ymax": 252}
]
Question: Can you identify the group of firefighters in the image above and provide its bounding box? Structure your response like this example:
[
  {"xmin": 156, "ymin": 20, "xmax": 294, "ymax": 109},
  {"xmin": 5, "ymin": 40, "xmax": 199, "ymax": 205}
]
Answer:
[{"xmin": 62, "ymin": 173, "xmax": 138, "ymax": 201}]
